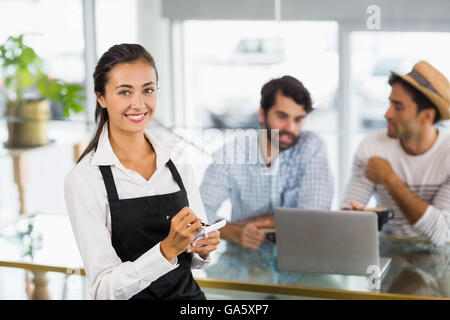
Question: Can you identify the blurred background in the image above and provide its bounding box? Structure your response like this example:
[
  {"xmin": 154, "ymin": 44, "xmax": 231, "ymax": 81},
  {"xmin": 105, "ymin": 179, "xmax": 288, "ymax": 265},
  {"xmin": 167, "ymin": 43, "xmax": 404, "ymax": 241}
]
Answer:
[{"xmin": 0, "ymin": 0, "xmax": 449, "ymax": 299}]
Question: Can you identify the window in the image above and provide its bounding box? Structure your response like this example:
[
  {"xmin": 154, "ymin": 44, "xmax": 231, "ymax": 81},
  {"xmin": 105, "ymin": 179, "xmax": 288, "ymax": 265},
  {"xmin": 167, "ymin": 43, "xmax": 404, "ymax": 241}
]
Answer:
[
  {"xmin": 95, "ymin": 0, "xmax": 138, "ymax": 57},
  {"xmin": 183, "ymin": 20, "xmax": 338, "ymax": 130},
  {"xmin": 350, "ymin": 31, "xmax": 450, "ymax": 156},
  {"xmin": 0, "ymin": 0, "xmax": 84, "ymax": 83},
  {"xmin": 0, "ymin": 0, "xmax": 84, "ymax": 119},
  {"xmin": 182, "ymin": 20, "xmax": 340, "ymax": 206}
]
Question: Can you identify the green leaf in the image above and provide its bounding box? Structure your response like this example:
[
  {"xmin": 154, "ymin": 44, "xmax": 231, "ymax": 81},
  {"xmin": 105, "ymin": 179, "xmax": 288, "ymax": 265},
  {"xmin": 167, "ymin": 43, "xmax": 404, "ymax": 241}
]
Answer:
[
  {"xmin": 19, "ymin": 69, "xmax": 32, "ymax": 88},
  {"xmin": 72, "ymin": 103, "xmax": 84, "ymax": 113},
  {"xmin": 1, "ymin": 34, "xmax": 85, "ymax": 117}
]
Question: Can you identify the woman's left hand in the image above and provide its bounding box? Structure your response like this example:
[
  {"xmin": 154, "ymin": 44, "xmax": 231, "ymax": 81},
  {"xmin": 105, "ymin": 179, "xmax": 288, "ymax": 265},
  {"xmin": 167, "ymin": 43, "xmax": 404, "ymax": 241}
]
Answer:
[{"xmin": 186, "ymin": 230, "xmax": 220, "ymax": 260}]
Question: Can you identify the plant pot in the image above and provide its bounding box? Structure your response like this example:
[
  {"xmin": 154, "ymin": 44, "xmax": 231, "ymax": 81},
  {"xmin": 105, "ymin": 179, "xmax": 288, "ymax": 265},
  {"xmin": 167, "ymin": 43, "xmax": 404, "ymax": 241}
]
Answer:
[{"xmin": 6, "ymin": 99, "xmax": 51, "ymax": 148}]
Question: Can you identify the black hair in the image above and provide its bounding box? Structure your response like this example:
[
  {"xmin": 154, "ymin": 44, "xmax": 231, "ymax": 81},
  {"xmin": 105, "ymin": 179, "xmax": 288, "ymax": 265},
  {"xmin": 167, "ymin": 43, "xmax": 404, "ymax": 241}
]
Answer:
[
  {"xmin": 260, "ymin": 75, "xmax": 313, "ymax": 113},
  {"xmin": 77, "ymin": 44, "xmax": 158, "ymax": 163},
  {"xmin": 388, "ymin": 74, "xmax": 440, "ymax": 123}
]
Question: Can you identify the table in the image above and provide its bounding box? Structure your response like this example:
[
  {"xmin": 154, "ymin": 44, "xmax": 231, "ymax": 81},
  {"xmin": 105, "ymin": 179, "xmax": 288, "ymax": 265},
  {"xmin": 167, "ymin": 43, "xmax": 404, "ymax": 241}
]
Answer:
[
  {"xmin": 0, "ymin": 213, "xmax": 449, "ymax": 300},
  {"xmin": 193, "ymin": 239, "xmax": 450, "ymax": 300}
]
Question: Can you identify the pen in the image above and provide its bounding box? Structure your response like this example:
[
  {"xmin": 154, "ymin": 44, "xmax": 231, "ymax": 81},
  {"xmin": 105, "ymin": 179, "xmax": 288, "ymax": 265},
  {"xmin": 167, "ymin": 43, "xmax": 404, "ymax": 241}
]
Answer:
[{"xmin": 166, "ymin": 215, "xmax": 209, "ymax": 226}]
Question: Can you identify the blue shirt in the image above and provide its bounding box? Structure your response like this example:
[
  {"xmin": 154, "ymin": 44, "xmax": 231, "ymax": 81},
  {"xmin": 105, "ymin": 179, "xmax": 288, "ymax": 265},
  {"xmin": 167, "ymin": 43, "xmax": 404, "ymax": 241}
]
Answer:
[{"xmin": 200, "ymin": 130, "xmax": 334, "ymax": 223}]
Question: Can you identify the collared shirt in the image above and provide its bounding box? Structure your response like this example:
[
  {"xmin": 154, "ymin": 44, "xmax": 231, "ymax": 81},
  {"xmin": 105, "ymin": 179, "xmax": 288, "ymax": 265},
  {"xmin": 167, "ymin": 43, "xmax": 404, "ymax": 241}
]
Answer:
[
  {"xmin": 64, "ymin": 122, "xmax": 210, "ymax": 300},
  {"xmin": 200, "ymin": 130, "xmax": 334, "ymax": 224}
]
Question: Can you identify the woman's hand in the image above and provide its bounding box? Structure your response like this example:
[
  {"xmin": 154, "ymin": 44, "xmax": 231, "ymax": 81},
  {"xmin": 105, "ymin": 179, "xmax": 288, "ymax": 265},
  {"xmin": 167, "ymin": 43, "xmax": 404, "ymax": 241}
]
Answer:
[
  {"xmin": 160, "ymin": 207, "xmax": 202, "ymax": 262},
  {"xmin": 186, "ymin": 230, "xmax": 221, "ymax": 260}
]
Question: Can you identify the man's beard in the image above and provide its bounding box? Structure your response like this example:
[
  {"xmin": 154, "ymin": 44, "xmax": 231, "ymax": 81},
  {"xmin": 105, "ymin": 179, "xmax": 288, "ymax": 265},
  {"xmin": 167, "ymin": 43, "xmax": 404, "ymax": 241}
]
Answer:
[
  {"xmin": 263, "ymin": 120, "xmax": 300, "ymax": 152},
  {"xmin": 387, "ymin": 121, "xmax": 416, "ymax": 141},
  {"xmin": 386, "ymin": 126, "xmax": 397, "ymax": 138}
]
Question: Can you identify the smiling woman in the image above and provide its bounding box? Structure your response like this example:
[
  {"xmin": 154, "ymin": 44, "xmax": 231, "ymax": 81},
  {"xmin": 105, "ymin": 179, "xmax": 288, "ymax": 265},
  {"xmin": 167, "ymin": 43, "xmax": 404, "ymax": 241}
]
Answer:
[
  {"xmin": 77, "ymin": 44, "xmax": 159, "ymax": 159},
  {"xmin": 98, "ymin": 60, "xmax": 157, "ymax": 129},
  {"xmin": 63, "ymin": 44, "xmax": 221, "ymax": 300}
]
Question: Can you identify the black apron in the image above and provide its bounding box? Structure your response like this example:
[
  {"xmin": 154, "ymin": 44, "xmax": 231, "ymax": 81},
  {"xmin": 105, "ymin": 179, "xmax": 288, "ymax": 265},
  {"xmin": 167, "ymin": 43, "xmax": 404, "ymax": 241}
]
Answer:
[{"xmin": 99, "ymin": 159, "xmax": 206, "ymax": 300}]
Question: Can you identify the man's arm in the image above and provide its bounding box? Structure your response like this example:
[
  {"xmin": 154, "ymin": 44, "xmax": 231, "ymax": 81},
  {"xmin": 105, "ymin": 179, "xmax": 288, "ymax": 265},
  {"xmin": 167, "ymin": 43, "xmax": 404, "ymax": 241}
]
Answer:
[
  {"xmin": 365, "ymin": 157, "xmax": 427, "ymax": 224},
  {"xmin": 220, "ymin": 223, "xmax": 243, "ymax": 243},
  {"xmin": 200, "ymin": 157, "xmax": 274, "ymax": 249},
  {"xmin": 341, "ymin": 154, "xmax": 375, "ymax": 209},
  {"xmin": 199, "ymin": 164, "xmax": 246, "ymax": 245},
  {"xmin": 199, "ymin": 161, "xmax": 232, "ymax": 225},
  {"xmin": 297, "ymin": 138, "xmax": 334, "ymax": 209},
  {"xmin": 366, "ymin": 157, "xmax": 450, "ymax": 245},
  {"xmin": 199, "ymin": 161, "xmax": 245, "ymax": 244}
]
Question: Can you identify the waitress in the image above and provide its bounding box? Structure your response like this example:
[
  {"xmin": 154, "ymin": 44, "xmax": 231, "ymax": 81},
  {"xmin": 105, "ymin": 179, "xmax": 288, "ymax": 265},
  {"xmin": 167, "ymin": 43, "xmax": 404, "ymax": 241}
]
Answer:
[{"xmin": 64, "ymin": 43, "xmax": 220, "ymax": 300}]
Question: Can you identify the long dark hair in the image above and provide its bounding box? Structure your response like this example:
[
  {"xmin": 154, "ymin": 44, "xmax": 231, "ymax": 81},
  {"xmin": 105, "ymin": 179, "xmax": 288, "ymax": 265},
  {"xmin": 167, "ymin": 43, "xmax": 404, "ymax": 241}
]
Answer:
[{"xmin": 77, "ymin": 44, "xmax": 158, "ymax": 163}]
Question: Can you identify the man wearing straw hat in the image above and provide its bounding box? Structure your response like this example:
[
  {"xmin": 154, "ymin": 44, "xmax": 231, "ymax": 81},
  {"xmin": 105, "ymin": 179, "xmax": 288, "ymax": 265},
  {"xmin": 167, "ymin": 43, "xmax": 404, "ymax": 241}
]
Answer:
[{"xmin": 342, "ymin": 61, "xmax": 450, "ymax": 245}]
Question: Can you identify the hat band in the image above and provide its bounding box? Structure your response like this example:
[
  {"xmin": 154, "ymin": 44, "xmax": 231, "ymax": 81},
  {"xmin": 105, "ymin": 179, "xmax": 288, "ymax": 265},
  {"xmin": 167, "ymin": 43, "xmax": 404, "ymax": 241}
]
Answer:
[{"xmin": 408, "ymin": 69, "xmax": 441, "ymax": 97}]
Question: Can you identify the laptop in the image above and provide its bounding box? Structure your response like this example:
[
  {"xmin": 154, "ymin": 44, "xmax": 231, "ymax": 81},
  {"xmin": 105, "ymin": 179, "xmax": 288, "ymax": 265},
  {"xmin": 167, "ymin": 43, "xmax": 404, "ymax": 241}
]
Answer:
[{"xmin": 274, "ymin": 208, "xmax": 391, "ymax": 276}]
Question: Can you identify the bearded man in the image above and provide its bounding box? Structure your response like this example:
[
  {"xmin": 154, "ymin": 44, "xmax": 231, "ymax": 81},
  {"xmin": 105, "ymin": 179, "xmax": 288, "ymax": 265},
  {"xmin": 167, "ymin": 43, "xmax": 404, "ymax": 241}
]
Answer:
[{"xmin": 200, "ymin": 75, "xmax": 334, "ymax": 249}]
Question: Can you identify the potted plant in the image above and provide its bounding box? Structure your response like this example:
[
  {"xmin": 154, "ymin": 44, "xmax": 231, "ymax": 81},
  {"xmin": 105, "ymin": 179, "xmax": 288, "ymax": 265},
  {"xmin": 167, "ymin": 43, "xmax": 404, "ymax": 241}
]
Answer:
[{"xmin": 0, "ymin": 34, "xmax": 85, "ymax": 147}]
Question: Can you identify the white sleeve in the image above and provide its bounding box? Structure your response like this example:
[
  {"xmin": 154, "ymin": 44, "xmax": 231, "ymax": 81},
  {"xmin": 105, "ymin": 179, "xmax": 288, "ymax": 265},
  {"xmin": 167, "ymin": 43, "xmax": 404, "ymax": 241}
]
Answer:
[
  {"xmin": 341, "ymin": 139, "xmax": 376, "ymax": 209},
  {"xmin": 413, "ymin": 175, "xmax": 450, "ymax": 246},
  {"xmin": 64, "ymin": 171, "xmax": 178, "ymax": 300}
]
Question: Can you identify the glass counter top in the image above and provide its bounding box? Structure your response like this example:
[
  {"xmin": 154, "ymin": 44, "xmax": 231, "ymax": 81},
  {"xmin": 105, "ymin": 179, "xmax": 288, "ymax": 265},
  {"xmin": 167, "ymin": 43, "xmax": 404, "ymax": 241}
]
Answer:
[
  {"xmin": 1, "ymin": 213, "xmax": 448, "ymax": 299},
  {"xmin": 192, "ymin": 238, "xmax": 450, "ymax": 299}
]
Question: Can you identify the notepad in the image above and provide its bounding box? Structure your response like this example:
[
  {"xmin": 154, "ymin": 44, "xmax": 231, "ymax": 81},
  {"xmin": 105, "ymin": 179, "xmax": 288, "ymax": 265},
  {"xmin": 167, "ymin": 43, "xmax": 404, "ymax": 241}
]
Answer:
[{"xmin": 194, "ymin": 219, "xmax": 226, "ymax": 241}]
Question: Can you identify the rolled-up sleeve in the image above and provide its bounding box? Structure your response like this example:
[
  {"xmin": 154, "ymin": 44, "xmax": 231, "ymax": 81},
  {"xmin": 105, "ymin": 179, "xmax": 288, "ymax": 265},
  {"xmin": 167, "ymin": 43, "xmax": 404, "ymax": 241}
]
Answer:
[
  {"xmin": 341, "ymin": 136, "xmax": 376, "ymax": 209},
  {"xmin": 341, "ymin": 155, "xmax": 376, "ymax": 209},
  {"xmin": 413, "ymin": 175, "xmax": 450, "ymax": 246},
  {"xmin": 297, "ymin": 138, "xmax": 334, "ymax": 210},
  {"xmin": 199, "ymin": 160, "xmax": 232, "ymax": 224}
]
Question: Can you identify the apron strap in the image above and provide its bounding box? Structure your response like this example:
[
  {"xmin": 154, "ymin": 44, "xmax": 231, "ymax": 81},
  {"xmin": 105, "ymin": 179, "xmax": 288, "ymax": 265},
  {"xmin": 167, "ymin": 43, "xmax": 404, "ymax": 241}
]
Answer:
[
  {"xmin": 99, "ymin": 165, "xmax": 119, "ymax": 202},
  {"xmin": 165, "ymin": 159, "xmax": 188, "ymax": 196},
  {"xmin": 99, "ymin": 161, "xmax": 187, "ymax": 203}
]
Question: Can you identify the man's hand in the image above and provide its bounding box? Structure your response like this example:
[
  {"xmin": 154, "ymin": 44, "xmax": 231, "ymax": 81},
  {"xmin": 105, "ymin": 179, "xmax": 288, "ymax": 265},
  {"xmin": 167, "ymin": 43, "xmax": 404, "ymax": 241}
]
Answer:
[
  {"xmin": 365, "ymin": 157, "xmax": 397, "ymax": 187},
  {"xmin": 220, "ymin": 215, "xmax": 274, "ymax": 248},
  {"xmin": 349, "ymin": 200, "xmax": 365, "ymax": 211},
  {"xmin": 240, "ymin": 219, "xmax": 273, "ymax": 249}
]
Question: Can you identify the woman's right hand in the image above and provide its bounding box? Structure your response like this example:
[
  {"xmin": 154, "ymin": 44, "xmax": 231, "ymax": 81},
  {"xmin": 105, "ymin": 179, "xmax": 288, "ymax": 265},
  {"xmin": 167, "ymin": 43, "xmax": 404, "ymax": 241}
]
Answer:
[{"xmin": 160, "ymin": 207, "xmax": 202, "ymax": 261}]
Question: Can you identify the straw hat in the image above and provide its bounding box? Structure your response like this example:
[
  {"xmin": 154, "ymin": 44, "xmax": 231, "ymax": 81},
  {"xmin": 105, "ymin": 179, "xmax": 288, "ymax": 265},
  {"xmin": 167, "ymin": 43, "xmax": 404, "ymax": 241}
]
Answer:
[{"xmin": 391, "ymin": 61, "xmax": 450, "ymax": 120}]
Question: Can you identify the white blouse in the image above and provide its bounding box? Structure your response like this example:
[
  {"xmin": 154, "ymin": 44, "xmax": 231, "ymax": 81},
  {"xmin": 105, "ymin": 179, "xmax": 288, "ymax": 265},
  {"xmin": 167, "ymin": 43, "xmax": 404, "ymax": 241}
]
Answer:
[{"xmin": 64, "ymin": 123, "xmax": 210, "ymax": 300}]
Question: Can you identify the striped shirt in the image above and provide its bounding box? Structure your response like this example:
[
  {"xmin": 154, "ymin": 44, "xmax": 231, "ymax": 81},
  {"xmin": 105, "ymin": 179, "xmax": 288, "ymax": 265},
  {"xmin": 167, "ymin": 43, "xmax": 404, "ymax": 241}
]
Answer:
[
  {"xmin": 342, "ymin": 129, "xmax": 450, "ymax": 245},
  {"xmin": 200, "ymin": 130, "xmax": 334, "ymax": 223}
]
